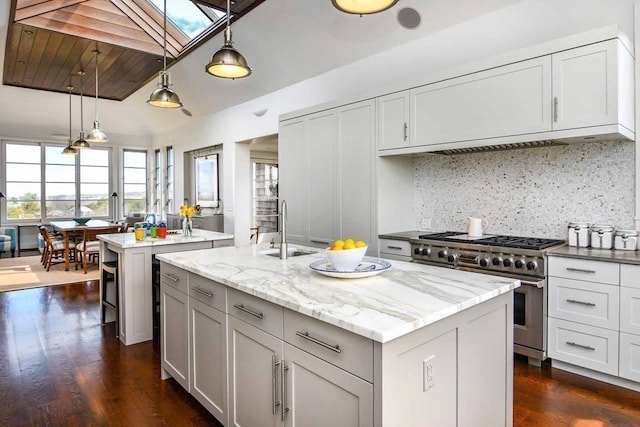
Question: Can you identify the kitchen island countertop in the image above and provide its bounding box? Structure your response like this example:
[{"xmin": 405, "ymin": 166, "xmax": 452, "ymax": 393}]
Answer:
[
  {"xmin": 548, "ymin": 245, "xmax": 640, "ymax": 265},
  {"xmin": 156, "ymin": 244, "xmax": 519, "ymax": 343}
]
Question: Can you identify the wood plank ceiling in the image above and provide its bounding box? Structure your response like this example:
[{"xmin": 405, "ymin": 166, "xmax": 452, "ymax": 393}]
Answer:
[{"xmin": 3, "ymin": 0, "xmax": 265, "ymax": 100}]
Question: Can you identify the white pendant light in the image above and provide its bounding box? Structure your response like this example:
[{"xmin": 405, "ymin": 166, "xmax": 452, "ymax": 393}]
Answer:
[
  {"xmin": 148, "ymin": 0, "xmax": 182, "ymax": 108},
  {"xmin": 86, "ymin": 49, "xmax": 108, "ymax": 143},
  {"xmin": 62, "ymin": 83, "xmax": 78, "ymax": 155},
  {"xmin": 332, "ymin": 0, "xmax": 399, "ymax": 15},
  {"xmin": 72, "ymin": 70, "xmax": 91, "ymax": 150},
  {"xmin": 205, "ymin": 0, "xmax": 251, "ymax": 79}
]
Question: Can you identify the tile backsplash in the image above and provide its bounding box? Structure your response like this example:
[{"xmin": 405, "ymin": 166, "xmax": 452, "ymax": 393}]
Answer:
[{"xmin": 413, "ymin": 140, "xmax": 635, "ymax": 239}]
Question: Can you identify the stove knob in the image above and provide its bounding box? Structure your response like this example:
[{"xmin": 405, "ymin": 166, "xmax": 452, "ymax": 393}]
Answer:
[
  {"xmin": 447, "ymin": 254, "xmax": 457, "ymax": 263},
  {"xmin": 492, "ymin": 257, "xmax": 502, "ymax": 266},
  {"xmin": 503, "ymin": 258, "xmax": 513, "ymax": 267},
  {"xmin": 515, "ymin": 259, "xmax": 525, "ymax": 269},
  {"xmin": 526, "ymin": 261, "xmax": 538, "ymax": 271},
  {"xmin": 414, "ymin": 247, "xmax": 421, "ymax": 255},
  {"xmin": 421, "ymin": 247, "xmax": 431, "ymax": 256},
  {"xmin": 438, "ymin": 250, "xmax": 446, "ymax": 259},
  {"xmin": 479, "ymin": 258, "xmax": 490, "ymax": 268}
]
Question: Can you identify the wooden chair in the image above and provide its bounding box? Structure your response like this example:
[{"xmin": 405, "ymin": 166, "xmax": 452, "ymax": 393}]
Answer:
[
  {"xmin": 40, "ymin": 226, "xmax": 74, "ymax": 271},
  {"xmin": 75, "ymin": 227, "xmax": 117, "ymax": 273}
]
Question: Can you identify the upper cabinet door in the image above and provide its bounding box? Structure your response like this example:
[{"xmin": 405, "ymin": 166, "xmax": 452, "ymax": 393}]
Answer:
[
  {"xmin": 410, "ymin": 56, "xmax": 552, "ymax": 147},
  {"xmin": 279, "ymin": 118, "xmax": 308, "ymax": 244},
  {"xmin": 377, "ymin": 91, "xmax": 410, "ymax": 151},
  {"xmin": 552, "ymin": 39, "xmax": 626, "ymax": 131}
]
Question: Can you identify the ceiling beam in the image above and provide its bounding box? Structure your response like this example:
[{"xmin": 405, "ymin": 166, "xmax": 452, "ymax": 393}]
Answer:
[{"xmin": 15, "ymin": 0, "xmax": 89, "ymax": 21}]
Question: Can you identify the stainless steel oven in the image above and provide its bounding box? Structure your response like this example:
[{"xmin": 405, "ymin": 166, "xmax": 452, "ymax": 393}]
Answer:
[{"xmin": 513, "ymin": 277, "xmax": 546, "ymax": 366}]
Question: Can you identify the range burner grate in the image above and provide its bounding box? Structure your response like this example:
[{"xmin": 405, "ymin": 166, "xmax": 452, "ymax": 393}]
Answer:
[{"xmin": 418, "ymin": 231, "xmax": 565, "ymax": 250}]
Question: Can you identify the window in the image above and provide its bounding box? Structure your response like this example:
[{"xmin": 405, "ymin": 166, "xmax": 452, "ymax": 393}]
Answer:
[
  {"xmin": 195, "ymin": 154, "xmax": 219, "ymax": 207},
  {"xmin": 252, "ymin": 161, "xmax": 279, "ymax": 233},
  {"xmin": 153, "ymin": 149, "xmax": 162, "ymax": 215},
  {"xmin": 123, "ymin": 149, "xmax": 148, "ymax": 215},
  {"xmin": 166, "ymin": 146, "xmax": 174, "ymax": 215},
  {"xmin": 2, "ymin": 141, "xmax": 112, "ymax": 221}
]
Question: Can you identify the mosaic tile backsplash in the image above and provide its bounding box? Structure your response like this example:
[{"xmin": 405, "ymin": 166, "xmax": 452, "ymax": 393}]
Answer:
[{"xmin": 413, "ymin": 140, "xmax": 635, "ymax": 239}]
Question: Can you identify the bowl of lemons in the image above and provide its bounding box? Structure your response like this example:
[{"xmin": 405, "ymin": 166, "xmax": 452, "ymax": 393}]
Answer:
[{"xmin": 326, "ymin": 238, "xmax": 368, "ymax": 272}]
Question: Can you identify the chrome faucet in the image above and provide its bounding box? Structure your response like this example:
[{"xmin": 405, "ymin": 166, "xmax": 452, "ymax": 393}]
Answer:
[{"xmin": 279, "ymin": 200, "xmax": 288, "ymax": 260}]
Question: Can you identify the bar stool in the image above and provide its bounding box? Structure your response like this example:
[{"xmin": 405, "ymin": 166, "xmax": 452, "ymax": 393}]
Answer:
[{"xmin": 101, "ymin": 260, "xmax": 119, "ymax": 337}]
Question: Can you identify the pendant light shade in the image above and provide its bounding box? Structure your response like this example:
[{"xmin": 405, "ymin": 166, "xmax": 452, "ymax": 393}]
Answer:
[
  {"xmin": 148, "ymin": 0, "xmax": 182, "ymax": 108},
  {"xmin": 332, "ymin": 0, "xmax": 399, "ymax": 14},
  {"xmin": 63, "ymin": 83, "xmax": 78, "ymax": 155},
  {"xmin": 86, "ymin": 49, "xmax": 108, "ymax": 143},
  {"xmin": 205, "ymin": 0, "xmax": 251, "ymax": 79},
  {"xmin": 72, "ymin": 71, "xmax": 91, "ymax": 150}
]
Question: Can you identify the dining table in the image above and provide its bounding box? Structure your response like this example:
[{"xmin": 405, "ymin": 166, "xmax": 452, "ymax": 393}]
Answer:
[{"xmin": 50, "ymin": 220, "xmax": 122, "ymax": 271}]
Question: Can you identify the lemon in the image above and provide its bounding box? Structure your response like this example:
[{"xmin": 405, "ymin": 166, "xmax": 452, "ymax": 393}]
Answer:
[
  {"xmin": 355, "ymin": 240, "xmax": 367, "ymax": 248},
  {"xmin": 344, "ymin": 238, "xmax": 355, "ymax": 246},
  {"xmin": 344, "ymin": 241, "xmax": 356, "ymax": 250}
]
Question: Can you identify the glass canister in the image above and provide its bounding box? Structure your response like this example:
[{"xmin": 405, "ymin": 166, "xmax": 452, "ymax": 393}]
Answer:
[
  {"xmin": 590, "ymin": 225, "xmax": 614, "ymax": 249},
  {"xmin": 150, "ymin": 224, "xmax": 158, "ymax": 238},
  {"xmin": 568, "ymin": 222, "xmax": 590, "ymax": 247},
  {"xmin": 134, "ymin": 222, "xmax": 145, "ymax": 241},
  {"xmin": 157, "ymin": 221, "xmax": 167, "ymax": 239},
  {"xmin": 614, "ymin": 229, "xmax": 639, "ymax": 251}
]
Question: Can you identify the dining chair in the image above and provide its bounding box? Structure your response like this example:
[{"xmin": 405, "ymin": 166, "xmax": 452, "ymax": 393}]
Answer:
[
  {"xmin": 75, "ymin": 227, "xmax": 117, "ymax": 273},
  {"xmin": 40, "ymin": 226, "xmax": 73, "ymax": 271}
]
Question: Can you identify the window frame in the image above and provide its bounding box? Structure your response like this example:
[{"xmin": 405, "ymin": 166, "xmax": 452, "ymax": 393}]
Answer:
[{"xmin": 122, "ymin": 148, "xmax": 149, "ymax": 216}]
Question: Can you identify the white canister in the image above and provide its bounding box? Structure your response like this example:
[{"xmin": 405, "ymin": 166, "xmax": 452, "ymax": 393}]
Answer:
[
  {"xmin": 614, "ymin": 229, "xmax": 639, "ymax": 251},
  {"xmin": 590, "ymin": 225, "xmax": 614, "ymax": 249},
  {"xmin": 568, "ymin": 222, "xmax": 590, "ymax": 247}
]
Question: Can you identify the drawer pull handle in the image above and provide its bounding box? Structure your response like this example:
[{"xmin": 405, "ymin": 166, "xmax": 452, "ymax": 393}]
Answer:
[
  {"xmin": 295, "ymin": 331, "xmax": 342, "ymax": 353},
  {"xmin": 272, "ymin": 355, "xmax": 281, "ymax": 415},
  {"xmin": 387, "ymin": 245, "xmax": 403, "ymax": 250},
  {"xmin": 566, "ymin": 267, "xmax": 596, "ymax": 274},
  {"xmin": 566, "ymin": 341, "xmax": 595, "ymax": 351},
  {"xmin": 310, "ymin": 239, "xmax": 329, "ymax": 245},
  {"xmin": 566, "ymin": 299, "xmax": 595, "ymax": 307},
  {"xmin": 281, "ymin": 363, "xmax": 289, "ymax": 421},
  {"xmin": 161, "ymin": 273, "xmax": 179, "ymax": 282},
  {"xmin": 193, "ymin": 287, "xmax": 214, "ymax": 298},
  {"xmin": 233, "ymin": 303, "xmax": 264, "ymax": 319}
]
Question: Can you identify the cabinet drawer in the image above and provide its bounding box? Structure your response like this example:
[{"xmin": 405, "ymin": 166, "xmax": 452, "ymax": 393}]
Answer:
[
  {"xmin": 621, "ymin": 264, "xmax": 640, "ymax": 289},
  {"xmin": 213, "ymin": 238, "xmax": 234, "ymax": 248},
  {"xmin": 619, "ymin": 332, "xmax": 640, "ymax": 382},
  {"xmin": 160, "ymin": 262, "xmax": 188, "ymax": 294},
  {"xmin": 227, "ymin": 288, "xmax": 284, "ymax": 339},
  {"xmin": 548, "ymin": 317, "xmax": 618, "ymax": 376},
  {"xmin": 548, "ymin": 257, "xmax": 619, "ymax": 285},
  {"xmin": 189, "ymin": 274, "xmax": 226, "ymax": 312},
  {"xmin": 284, "ymin": 310, "xmax": 373, "ymax": 382},
  {"xmin": 621, "ymin": 287, "xmax": 640, "ymax": 335},
  {"xmin": 379, "ymin": 239, "xmax": 411, "ymax": 257},
  {"xmin": 548, "ymin": 277, "xmax": 619, "ymax": 330}
]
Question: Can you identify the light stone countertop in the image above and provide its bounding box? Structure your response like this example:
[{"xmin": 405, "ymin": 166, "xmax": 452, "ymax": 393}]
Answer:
[
  {"xmin": 156, "ymin": 244, "xmax": 519, "ymax": 343},
  {"xmin": 547, "ymin": 245, "xmax": 640, "ymax": 265},
  {"xmin": 97, "ymin": 228, "xmax": 234, "ymax": 249}
]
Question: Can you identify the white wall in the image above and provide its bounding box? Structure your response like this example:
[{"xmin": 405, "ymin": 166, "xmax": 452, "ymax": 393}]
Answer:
[{"xmin": 152, "ymin": 0, "xmax": 637, "ymax": 241}]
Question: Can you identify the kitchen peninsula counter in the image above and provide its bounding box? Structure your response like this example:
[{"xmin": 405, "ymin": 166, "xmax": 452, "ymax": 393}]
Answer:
[{"xmin": 156, "ymin": 244, "xmax": 519, "ymax": 343}]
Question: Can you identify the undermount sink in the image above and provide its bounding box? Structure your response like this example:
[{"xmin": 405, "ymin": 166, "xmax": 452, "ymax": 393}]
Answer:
[{"xmin": 259, "ymin": 247, "xmax": 317, "ymax": 258}]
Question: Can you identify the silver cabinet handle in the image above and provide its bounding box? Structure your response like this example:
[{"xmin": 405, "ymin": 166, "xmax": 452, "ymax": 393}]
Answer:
[
  {"xmin": 566, "ymin": 299, "xmax": 596, "ymax": 307},
  {"xmin": 386, "ymin": 245, "xmax": 403, "ymax": 250},
  {"xmin": 566, "ymin": 267, "xmax": 596, "ymax": 274},
  {"xmin": 403, "ymin": 122, "xmax": 408, "ymax": 141},
  {"xmin": 272, "ymin": 355, "xmax": 281, "ymax": 415},
  {"xmin": 281, "ymin": 362, "xmax": 289, "ymax": 421},
  {"xmin": 233, "ymin": 303, "xmax": 264, "ymax": 319},
  {"xmin": 295, "ymin": 331, "xmax": 342, "ymax": 353},
  {"xmin": 310, "ymin": 239, "xmax": 330, "ymax": 245},
  {"xmin": 161, "ymin": 273, "xmax": 179, "ymax": 282},
  {"xmin": 192, "ymin": 287, "xmax": 213, "ymax": 298},
  {"xmin": 553, "ymin": 96, "xmax": 558, "ymax": 122},
  {"xmin": 566, "ymin": 341, "xmax": 595, "ymax": 351}
]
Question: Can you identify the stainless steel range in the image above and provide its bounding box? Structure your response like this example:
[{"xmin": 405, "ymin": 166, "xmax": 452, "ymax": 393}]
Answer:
[{"xmin": 410, "ymin": 231, "xmax": 566, "ymax": 366}]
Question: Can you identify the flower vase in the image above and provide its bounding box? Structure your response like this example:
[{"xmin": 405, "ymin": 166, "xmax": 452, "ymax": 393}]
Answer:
[{"xmin": 183, "ymin": 217, "xmax": 193, "ymax": 236}]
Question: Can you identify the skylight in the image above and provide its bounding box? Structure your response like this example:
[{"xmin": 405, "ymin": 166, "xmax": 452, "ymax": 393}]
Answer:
[{"xmin": 149, "ymin": 0, "xmax": 227, "ymax": 43}]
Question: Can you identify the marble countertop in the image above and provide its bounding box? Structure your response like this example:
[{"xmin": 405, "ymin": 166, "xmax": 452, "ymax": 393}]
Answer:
[
  {"xmin": 548, "ymin": 245, "xmax": 640, "ymax": 265},
  {"xmin": 98, "ymin": 229, "xmax": 234, "ymax": 249},
  {"xmin": 156, "ymin": 244, "xmax": 519, "ymax": 343}
]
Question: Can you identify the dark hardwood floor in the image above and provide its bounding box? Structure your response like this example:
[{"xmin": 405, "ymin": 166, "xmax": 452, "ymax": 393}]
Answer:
[{"xmin": 1, "ymin": 282, "xmax": 639, "ymax": 426}]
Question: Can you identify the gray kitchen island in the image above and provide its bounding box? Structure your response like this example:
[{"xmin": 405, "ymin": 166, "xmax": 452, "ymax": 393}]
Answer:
[{"xmin": 156, "ymin": 244, "xmax": 519, "ymax": 427}]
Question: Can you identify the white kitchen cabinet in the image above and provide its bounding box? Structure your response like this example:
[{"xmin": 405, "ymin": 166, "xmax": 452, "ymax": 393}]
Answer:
[
  {"xmin": 161, "ymin": 281, "xmax": 190, "ymax": 391},
  {"xmin": 552, "ymin": 39, "xmax": 634, "ymax": 133},
  {"xmin": 283, "ymin": 342, "xmax": 373, "ymax": 427},
  {"xmin": 377, "ymin": 91, "xmax": 410, "ymax": 151},
  {"xmin": 620, "ymin": 332, "xmax": 640, "ymax": 382},
  {"xmin": 548, "ymin": 277, "xmax": 619, "ymax": 330},
  {"xmin": 410, "ymin": 56, "xmax": 552, "ymax": 147},
  {"xmin": 279, "ymin": 100, "xmax": 377, "ymax": 253},
  {"xmin": 166, "ymin": 214, "xmax": 224, "ymax": 232},
  {"xmin": 227, "ymin": 315, "xmax": 283, "ymax": 427},
  {"xmin": 378, "ymin": 238, "xmax": 412, "ymax": 261},
  {"xmin": 308, "ymin": 110, "xmax": 338, "ymax": 247},
  {"xmin": 190, "ymin": 297, "xmax": 227, "ymax": 425}
]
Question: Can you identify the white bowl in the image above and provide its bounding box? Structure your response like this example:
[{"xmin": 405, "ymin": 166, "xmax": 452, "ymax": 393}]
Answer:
[{"xmin": 326, "ymin": 246, "xmax": 368, "ymax": 272}]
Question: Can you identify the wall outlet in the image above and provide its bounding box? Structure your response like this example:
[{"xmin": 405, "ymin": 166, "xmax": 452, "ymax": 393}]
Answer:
[
  {"xmin": 422, "ymin": 218, "xmax": 432, "ymax": 230},
  {"xmin": 423, "ymin": 355, "xmax": 435, "ymax": 391}
]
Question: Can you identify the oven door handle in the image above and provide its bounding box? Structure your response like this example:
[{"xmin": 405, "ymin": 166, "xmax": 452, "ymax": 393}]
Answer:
[{"xmin": 520, "ymin": 279, "xmax": 546, "ymax": 289}]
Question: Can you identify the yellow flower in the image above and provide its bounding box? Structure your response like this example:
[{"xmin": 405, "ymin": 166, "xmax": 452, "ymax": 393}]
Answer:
[{"xmin": 180, "ymin": 204, "xmax": 195, "ymax": 218}]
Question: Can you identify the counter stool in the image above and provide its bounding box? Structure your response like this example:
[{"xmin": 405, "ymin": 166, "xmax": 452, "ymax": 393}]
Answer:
[{"xmin": 101, "ymin": 260, "xmax": 119, "ymax": 337}]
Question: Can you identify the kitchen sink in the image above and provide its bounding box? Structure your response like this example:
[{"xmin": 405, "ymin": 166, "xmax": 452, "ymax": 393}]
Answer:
[{"xmin": 259, "ymin": 247, "xmax": 317, "ymax": 258}]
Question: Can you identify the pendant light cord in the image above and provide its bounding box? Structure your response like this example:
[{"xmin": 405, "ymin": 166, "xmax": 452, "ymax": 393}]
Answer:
[
  {"xmin": 68, "ymin": 83, "xmax": 73, "ymax": 141},
  {"xmin": 163, "ymin": 0, "xmax": 167, "ymax": 72},
  {"xmin": 94, "ymin": 50, "xmax": 99, "ymax": 121},
  {"xmin": 226, "ymin": 0, "xmax": 230, "ymax": 28},
  {"xmin": 79, "ymin": 71, "xmax": 84, "ymax": 133}
]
